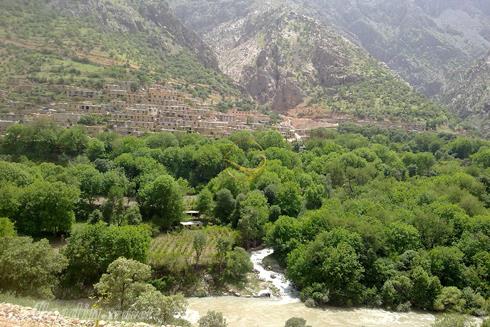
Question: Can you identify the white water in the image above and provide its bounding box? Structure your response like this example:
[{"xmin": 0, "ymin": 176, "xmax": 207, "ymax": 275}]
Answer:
[
  {"xmin": 249, "ymin": 248, "xmax": 299, "ymax": 303},
  {"xmin": 185, "ymin": 248, "xmax": 438, "ymax": 327}
]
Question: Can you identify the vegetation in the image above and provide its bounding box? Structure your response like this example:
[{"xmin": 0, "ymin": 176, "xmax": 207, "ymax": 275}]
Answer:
[
  {"xmin": 0, "ymin": 0, "xmax": 242, "ymax": 110},
  {"xmin": 149, "ymin": 227, "xmax": 236, "ymax": 271},
  {"xmin": 95, "ymin": 257, "xmax": 188, "ymax": 325},
  {"xmin": 0, "ymin": 237, "xmax": 67, "ymax": 298},
  {"xmin": 198, "ymin": 311, "xmax": 228, "ymax": 327},
  {"xmin": 0, "ymin": 121, "xmax": 488, "ymax": 319},
  {"xmin": 63, "ymin": 223, "xmax": 152, "ymax": 291},
  {"xmin": 285, "ymin": 317, "xmax": 311, "ymax": 327}
]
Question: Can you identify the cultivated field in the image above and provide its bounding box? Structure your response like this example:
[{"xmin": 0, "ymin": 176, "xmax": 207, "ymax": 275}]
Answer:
[{"xmin": 149, "ymin": 226, "xmax": 237, "ymax": 271}]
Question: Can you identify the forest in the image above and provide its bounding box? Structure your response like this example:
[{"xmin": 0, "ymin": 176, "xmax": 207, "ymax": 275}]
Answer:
[{"xmin": 0, "ymin": 120, "xmax": 489, "ymax": 325}]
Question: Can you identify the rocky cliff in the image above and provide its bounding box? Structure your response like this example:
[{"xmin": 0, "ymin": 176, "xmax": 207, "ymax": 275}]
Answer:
[
  {"xmin": 170, "ymin": 1, "xmax": 447, "ymax": 123},
  {"xmin": 292, "ymin": 0, "xmax": 490, "ymax": 98},
  {"xmin": 444, "ymin": 53, "xmax": 490, "ymax": 137}
]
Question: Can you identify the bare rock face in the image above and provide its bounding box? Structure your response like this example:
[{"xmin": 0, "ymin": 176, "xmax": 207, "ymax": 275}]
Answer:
[
  {"xmin": 271, "ymin": 78, "xmax": 304, "ymax": 112},
  {"xmin": 173, "ymin": 6, "xmax": 395, "ymax": 112},
  {"xmin": 241, "ymin": 43, "xmax": 305, "ymax": 111}
]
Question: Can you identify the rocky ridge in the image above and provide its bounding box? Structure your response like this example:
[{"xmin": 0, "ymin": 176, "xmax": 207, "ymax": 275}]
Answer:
[
  {"xmin": 170, "ymin": 2, "xmax": 447, "ymax": 124},
  {"xmin": 290, "ymin": 0, "xmax": 490, "ymax": 97}
]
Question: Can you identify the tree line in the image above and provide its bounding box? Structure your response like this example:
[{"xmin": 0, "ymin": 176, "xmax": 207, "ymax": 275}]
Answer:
[{"xmin": 0, "ymin": 120, "xmax": 489, "ymax": 319}]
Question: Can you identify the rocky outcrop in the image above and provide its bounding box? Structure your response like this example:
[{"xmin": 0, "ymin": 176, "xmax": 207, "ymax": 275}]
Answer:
[
  {"xmin": 169, "ymin": 2, "xmax": 447, "ymax": 123},
  {"xmin": 0, "ymin": 303, "xmax": 155, "ymax": 327},
  {"xmin": 443, "ymin": 53, "xmax": 490, "ymax": 136},
  {"xmin": 292, "ymin": 0, "xmax": 490, "ymax": 97}
]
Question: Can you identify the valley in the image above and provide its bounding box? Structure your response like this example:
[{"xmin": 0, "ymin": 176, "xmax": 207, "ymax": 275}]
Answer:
[{"xmin": 0, "ymin": 1, "xmax": 488, "ymax": 327}]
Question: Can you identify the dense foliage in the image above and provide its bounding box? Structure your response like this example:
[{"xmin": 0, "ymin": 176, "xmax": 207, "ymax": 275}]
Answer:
[
  {"xmin": 0, "ymin": 237, "xmax": 67, "ymax": 298},
  {"xmin": 0, "ymin": 121, "xmax": 488, "ymax": 316}
]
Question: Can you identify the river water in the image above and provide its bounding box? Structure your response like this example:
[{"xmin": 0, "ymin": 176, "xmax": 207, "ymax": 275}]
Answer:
[{"xmin": 185, "ymin": 248, "xmax": 437, "ymax": 327}]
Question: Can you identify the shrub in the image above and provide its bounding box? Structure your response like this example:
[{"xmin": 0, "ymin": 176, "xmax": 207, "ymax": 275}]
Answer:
[{"xmin": 0, "ymin": 237, "xmax": 67, "ymax": 298}]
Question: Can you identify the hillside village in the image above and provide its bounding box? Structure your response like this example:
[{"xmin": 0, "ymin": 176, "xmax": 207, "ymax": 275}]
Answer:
[
  {"xmin": 0, "ymin": 82, "xmax": 433, "ymax": 140},
  {"xmin": 0, "ymin": 83, "xmax": 315, "ymax": 140}
]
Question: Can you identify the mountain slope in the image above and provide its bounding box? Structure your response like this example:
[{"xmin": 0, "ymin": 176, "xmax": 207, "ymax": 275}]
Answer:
[
  {"xmin": 444, "ymin": 53, "xmax": 490, "ymax": 136},
  {"xmin": 0, "ymin": 0, "xmax": 241, "ymax": 109},
  {"xmin": 291, "ymin": 0, "xmax": 490, "ymax": 97},
  {"xmin": 171, "ymin": 2, "xmax": 447, "ymax": 124}
]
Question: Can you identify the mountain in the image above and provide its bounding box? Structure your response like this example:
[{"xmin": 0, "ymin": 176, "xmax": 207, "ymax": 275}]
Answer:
[
  {"xmin": 290, "ymin": 0, "xmax": 490, "ymax": 98},
  {"xmin": 444, "ymin": 53, "xmax": 490, "ymax": 137},
  {"xmin": 170, "ymin": 1, "xmax": 447, "ymax": 124},
  {"xmin": 0, "ymin": 0, "xmax": 242, "ymax": 109}
]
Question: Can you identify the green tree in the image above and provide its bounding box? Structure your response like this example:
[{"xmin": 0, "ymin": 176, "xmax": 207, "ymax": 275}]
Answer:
[
  {"xmin": 471, "ymin": 147, "xmax": 490, "ymax": 168},
  {"xmin": 144, "ymin": 132, "xmax": 179, "ymax": 149},
  {"xmin": 277, "ymin": 182, "xmax": 303, "ymax": 217},
  {"xmin": 410, "ymin": 266, "xmax": 442, "ymax": 310},
  {"xmin": 255, "ymin": 130, "xmax": 288, "ymax": 149},
  {"xmin": 88, "ymin": 209, "xmax": 104, "ymax": 224},
  {"xmin": 138, "ymin": 175, "xmax": 183, "ymax": 229},
  {"xmin": 224, "ymin": 247, "xmax": 253, "ymax": 283},
  {"xmin": 198, "ymin": 311, "xmax": 228, "ymax": 327},
  {"xmin": 214, "ymin": 237, "xmax": 232, "ymax": 276},
  {"xmin": 124, "ymin": 205, "xmax": 142, "ymax": 225},
  {"xmin": 15, "ymin": 181, "xmax": 79, "ymax": 235},
  {"xmin": 70, "ymin": 164, "xmax": 104, "ymax": 205},
  {"xmin": 197, "ymin": 188, "xmax": 214, "ymax": 218},
  {"xmin": 265, "ymin": 216, "xmax": 302, "ymax": 258},
  {"xmin": 214, "ymin": 189, "xmax": 236, "ymax": 225},
  {"xmin": 238, "ymin": 191, "xmax": 269, "ymax": 247},
  {"xmin": 208, "ymin": 169, "xmax": 249, "ymax": 198},
  {"xmin": 384, "ymin": 222, "xmax": 421, "ymax": 255},
  {"xmin": 0, "ymin": 217, "xmax": 16, "ymax": 237},
  {"xmin": 58, "ymin": 127, "xmax": 89, "ymax": 157},
  {"xmin": 304, "ymin": 184, "xmax": 324, "ymax": 210},
  {"xmin": 63, "ymin": 223, "xmax": 151, "ymax": 287},
  {"xmin": 288, "ymin": 240, "xmax": 364, "ymax": 305},
  {"xmin": 131, "ymin": 289, "xmax": 187, "ymax": 325},
  {"xmin": 434, "ymin": 287, "xmax": 466, "ymax": 312},
  {"xmin": 86, "ymin": 138, "xmax": 106, "ymax": 161},
  {"xmin": 0, "ymin": 183, "xmax": 21, "ymax": 219},
  {"xmin": 191, "ymin": 144, "xmax": 224, "ymax": 185},
  {"xmin": 0, "ymin": 161, "xmax": 33, "ymax": 186},
  {"xmin": 428, "ymin": 247, "xmax": 465, "ymax": 287},
  {"xmin": 95, "ymin": 257, "xmax": 154, "ymax": 312},
  {"xmin": 381, "ymin": 274, "xmax": 413, "ymax": 309},
  {"xmin": 193, "ymin": 231, "xmax": 207, "ymax": 267},
  {"xmin": 448, "ymin": 138, "xmax": 480, "ymax": 159},
  {"xmin": 0, "ymin": 237, "xmax": 67, "ymax": 298}
]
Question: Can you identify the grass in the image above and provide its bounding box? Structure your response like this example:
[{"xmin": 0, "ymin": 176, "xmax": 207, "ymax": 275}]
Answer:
[{"xmin": 149, "ymin": 226, "xmax": 237, "ymax": 271}]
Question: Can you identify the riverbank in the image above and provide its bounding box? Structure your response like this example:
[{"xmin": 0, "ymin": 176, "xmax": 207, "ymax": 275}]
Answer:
[{"xmin": 0, "ymin": 303, "xmax": 155, "ymax": 327}]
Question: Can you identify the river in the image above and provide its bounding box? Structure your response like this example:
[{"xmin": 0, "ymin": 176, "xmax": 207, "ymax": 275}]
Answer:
[{"xmin": 185, "ymin": 248, "xmax": 437, "ymax": 327}]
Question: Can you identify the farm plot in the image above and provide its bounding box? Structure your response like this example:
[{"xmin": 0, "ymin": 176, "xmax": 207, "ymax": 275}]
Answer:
[{"xmin": 149, "ymin": 226, "xmax": 236, "ymax": 271}]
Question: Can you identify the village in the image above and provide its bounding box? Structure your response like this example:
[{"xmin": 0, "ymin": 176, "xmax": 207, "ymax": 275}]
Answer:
[
  {"xmin": 0, "ymin": 82, "xmax": 430, "ymax": 140},
  {"xmin": 0, "ymin": 83, "xmax": 314, "ymax": 140}
]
